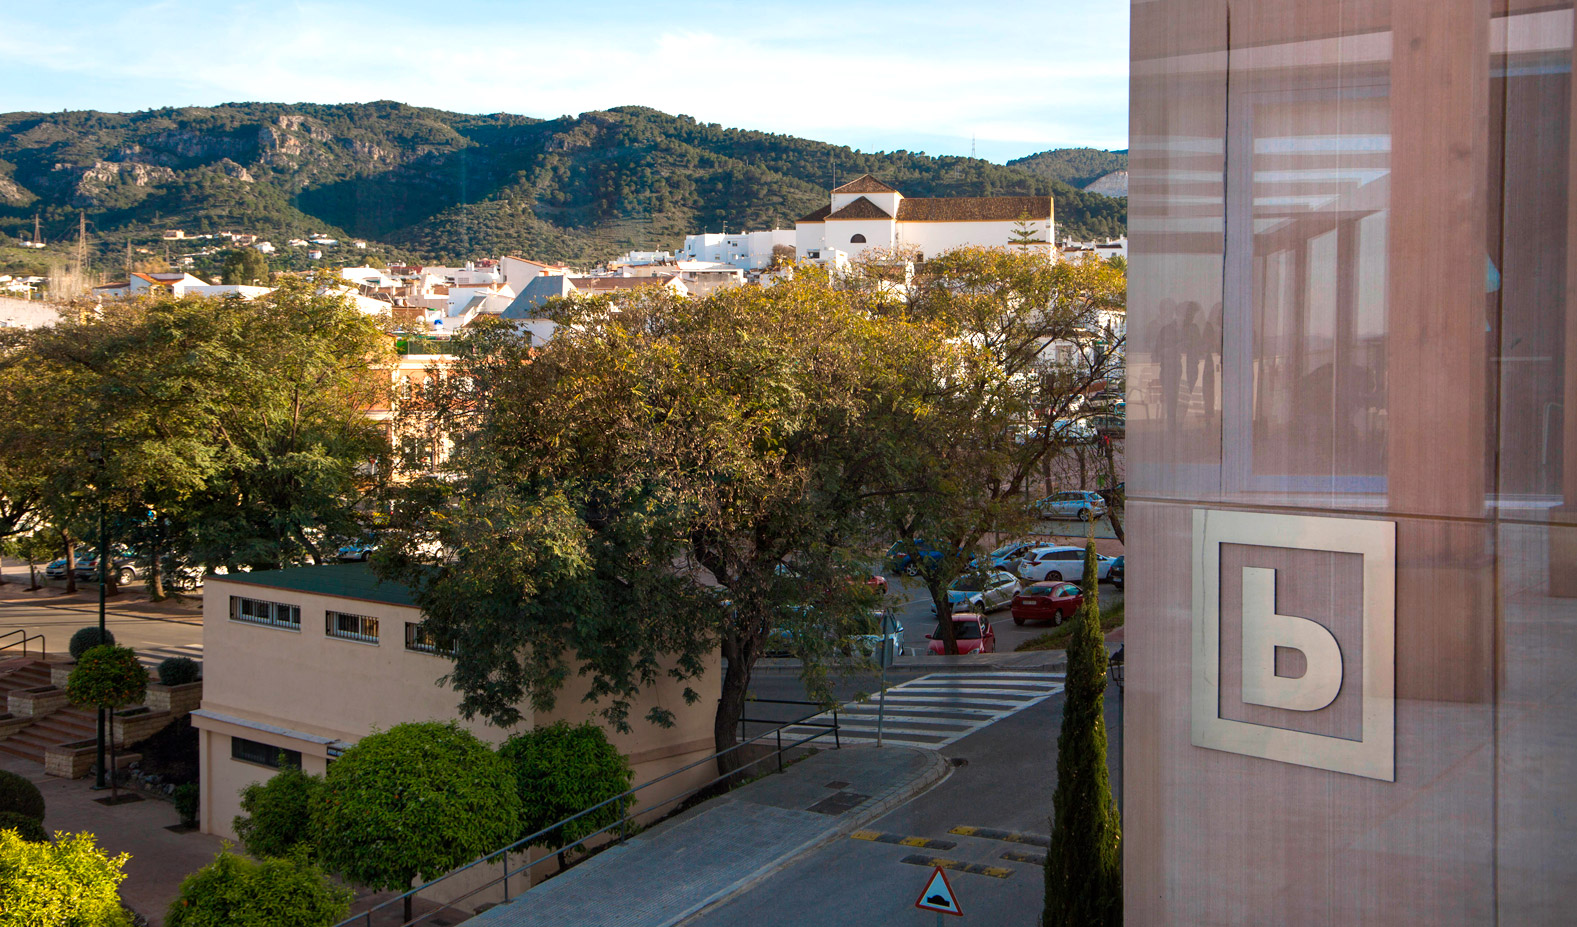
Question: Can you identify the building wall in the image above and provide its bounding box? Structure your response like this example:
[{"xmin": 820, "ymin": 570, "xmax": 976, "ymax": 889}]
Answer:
[
  {"xmin": 1127, "ymin": 1, "xmax": 1577, "ymax": 924},
  {"xmin": 824, "ymin": 217, "xmax": 897, "ymax": 259},
  {"xmin": 195, "ymin": 575, "xmax": 721, "ymax": 845},
  {"xmin": 898, "ymin": 219, "xmax": 1045, "ymax": 259}
]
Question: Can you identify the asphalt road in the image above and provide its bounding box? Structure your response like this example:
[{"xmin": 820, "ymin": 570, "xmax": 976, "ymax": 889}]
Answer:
[
  {"xmin": 691, "ymin": 676, "xmax": 1126, "ymax": 927},
  {"xmin": 0, "ymin": 561, "xmax": 205, "ymax": 668}
]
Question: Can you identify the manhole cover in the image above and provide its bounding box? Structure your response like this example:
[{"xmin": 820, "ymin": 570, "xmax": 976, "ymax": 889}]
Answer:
[
  {"xmin": 950, "ymin": 757, "xmax": 969, "ymax": 768},
  {"xmin": 807, "ymin": 790, "xmax": 869, "ymax": 815},
  {"xmin": 824, "ymin": 780, "xmax": 851, "ymax": 790}
]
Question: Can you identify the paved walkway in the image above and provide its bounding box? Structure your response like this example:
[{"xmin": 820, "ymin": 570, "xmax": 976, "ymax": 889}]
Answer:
[
  {"xmin": 465, "ymin": 745, "xmax": 951, "ymax": 927},
  {"xmin": 0, "ymin": 752, "xmax": 225, "ymax": 927}
]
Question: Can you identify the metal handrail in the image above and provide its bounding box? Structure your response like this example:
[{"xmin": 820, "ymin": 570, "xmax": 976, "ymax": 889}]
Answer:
[
  {"xmin": 334, "ymin": 702, "xmax": 839, "ymax": 927},
  {"xmin": 0, "ymin": 630, "xmax": 44, "ymax": 658}
]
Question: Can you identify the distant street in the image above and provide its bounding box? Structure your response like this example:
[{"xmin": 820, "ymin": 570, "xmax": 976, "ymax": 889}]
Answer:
[{"xmin": 0, "ymin": 561, "xmax": 204, "ymax": 671}]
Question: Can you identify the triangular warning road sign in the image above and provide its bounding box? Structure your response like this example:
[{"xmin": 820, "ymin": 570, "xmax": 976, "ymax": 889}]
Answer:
[{"xmin": 914, "ymin": 865, "xmax": 964, "ymax": 916}]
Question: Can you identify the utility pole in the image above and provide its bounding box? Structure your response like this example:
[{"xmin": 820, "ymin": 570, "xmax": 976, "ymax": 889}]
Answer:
[
  {"xmin": 33, "ymin": 213, "xmax": 41, "ymax": 245},
  {"xmin": 77, "ymin": 211, "xmax": 87, "ymax": 277}
]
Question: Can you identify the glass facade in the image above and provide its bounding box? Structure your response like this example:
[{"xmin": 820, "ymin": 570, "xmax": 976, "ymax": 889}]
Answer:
[{"xmin": 1129, "ymin": 1, "xmax": 1576, "ymax": 922}]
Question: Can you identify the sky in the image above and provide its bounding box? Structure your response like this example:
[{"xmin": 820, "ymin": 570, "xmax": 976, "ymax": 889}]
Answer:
[{"xmin": 0, "ymin": 1, "xmax": 1129, "ymax": 163}]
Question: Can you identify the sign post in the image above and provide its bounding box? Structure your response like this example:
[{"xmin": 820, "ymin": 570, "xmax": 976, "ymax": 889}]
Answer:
[
  {"xmin": 915, "ymin": 865, "xmax": 963, "ymax": 919},
  {"xmin": 877, "ymin": 610, "xmax": 900, "ymax": 747}
]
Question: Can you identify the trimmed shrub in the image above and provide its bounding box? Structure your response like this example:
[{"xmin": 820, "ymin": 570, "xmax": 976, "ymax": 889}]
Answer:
[
  {"xmin": 234, "ymin": 766, "xmax": 321, "ymax": 859},
  {"xmin": 0, "ymin": 810, "xmax": 48, "ymax": 842},
  {"xmin": 157, "ymin": 657, "xmax": 202, "ymax": 687},
  {"xmin": 499, "ymin": 722, "xmax": 633, "ymax": 855},
  {"xmin": 0, "ymin": 769, "xmax": 45, "ymax": 822},
  {"xmin": 128, "ymin": 715, "xmax": 199, "ymax": 785},
  {"xmin": 173, "ymin": 784, "xmax": 200, "ymax": 827},
  {"xmin": 167, "ymin": 849, "xmax": 350, "ymax": 927},
  {"xmin": 69, "ymin": 626, "xmax": 117, "ymax": 660},
  {"xmin": 0, "ymin": 829, "xmax": 131, "ymax": 926}
]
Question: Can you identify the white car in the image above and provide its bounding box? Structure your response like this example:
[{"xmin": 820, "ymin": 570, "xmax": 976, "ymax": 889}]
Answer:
[
  {"xmin": 1016, "ymin": 546, "xmax": 1116, "ymax": 584},
  {"xmin": 932, "ymin": 570, "xmax": 1020, "ymax": 614},
  {"xmin": 1032, "ymin": 490, "xmax": 1109, "ymax": 521}
]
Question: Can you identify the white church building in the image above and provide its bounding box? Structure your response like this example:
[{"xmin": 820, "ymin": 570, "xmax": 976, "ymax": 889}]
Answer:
[{"xmin": 794, "ymin": 175, "xmax": 1053, "ymax": 263}]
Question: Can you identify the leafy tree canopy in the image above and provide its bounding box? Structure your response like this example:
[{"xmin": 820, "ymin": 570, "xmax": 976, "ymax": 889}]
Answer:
[
  {"xmin": 66, "ymin": 644, "xmax": 148, "ymax": 710},
  {"xmin": 499, "ymin": 722, "xmax": 633, "ymax": 853},
  {"xmin": 167, "ymin": 850, "xmax": 350, "ymax": 927},
  {"xmin": 0, "ymin": 830, "xmax": 132, "ymax": 927},
  {"xmin": 234, "ymin": 765, "xmax": 321, "ymax": 861}
]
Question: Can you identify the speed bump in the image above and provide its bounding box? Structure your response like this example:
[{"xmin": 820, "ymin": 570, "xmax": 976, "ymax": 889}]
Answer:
[
  {"xmin": 898, "ymin": 855, "xmax": 1014, "ymax": 879},
  {"xmin": 851, "ymin": 829, "xmax": 957, "ymax": 850},
  {"xmin": 948, "ymin": 826, "xmax": 1051, "ymax": 848}
]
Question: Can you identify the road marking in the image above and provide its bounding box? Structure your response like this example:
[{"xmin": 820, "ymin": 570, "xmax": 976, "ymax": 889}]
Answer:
[
  {"xmin": 947, "ymin": 826, "xmax": 1051, "ymax": 848},
  {"xmin": 776, "ymin": 671, "xmax": 1064, "ymax": 749},
  {"xmin": 898, "ymin": 855, "xmax": 1014, "ymax": 879},
  {"xmin": 850, "ymin": 830, "xmax": 958, "ymax": 850}
]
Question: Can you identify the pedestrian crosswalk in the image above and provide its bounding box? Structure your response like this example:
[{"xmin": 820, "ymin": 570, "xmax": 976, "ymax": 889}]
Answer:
[
  {"xmin": 136, "ymin": 643, "xmax": 203, "ymax": 673},
  {"xmin": 778, "ymin": 671, "xmax": 1064, "ymax": 749}
]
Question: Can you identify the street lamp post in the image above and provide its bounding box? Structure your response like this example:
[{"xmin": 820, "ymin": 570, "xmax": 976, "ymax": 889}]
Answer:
[
  {"xmin": 1108, "ymin": 646, "xmax": 1124, "ymax": 819},
  {"xmin": 86, "ymin": 441, "xmax": 109, "ymax": 792}
]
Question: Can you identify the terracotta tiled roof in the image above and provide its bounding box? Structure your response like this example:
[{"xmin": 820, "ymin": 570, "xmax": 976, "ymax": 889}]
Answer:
[
  {"xmin": 827, "ymin": 196, "xmax": 894, "ymax": 220},
  {"xmin": 832, "ymin": 174, "xmax": 898, "ymax": 194},
  {"xmin": 896, "ymin": 196, "xmax": 1052, "ymax": 222},
  {"xmin": 797, "ymin": 204, "xmax": 831, "ymax": 223}
]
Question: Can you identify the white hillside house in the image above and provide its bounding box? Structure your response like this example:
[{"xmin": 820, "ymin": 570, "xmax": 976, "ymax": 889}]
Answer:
[{"xmin": 795, "ymin": 175, "xmax": 1054, "ymax": 263}]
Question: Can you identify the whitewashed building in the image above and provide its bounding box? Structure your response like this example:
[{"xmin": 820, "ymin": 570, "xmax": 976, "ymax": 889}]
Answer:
[
  {"xmin": 680, "ymin": 229, "xmax": 794, "ymax": 270},
  {"xmin": 795, "ymin": 175, "xmax": 1053, "ymax": 263}
]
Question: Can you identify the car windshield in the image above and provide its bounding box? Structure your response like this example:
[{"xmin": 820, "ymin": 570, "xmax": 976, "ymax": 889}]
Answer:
[
  {"xmin": 950, "ymin": 573, "xmax": 989, "ymax": 592},
  {"xmin": 991, "ymin": 543, "xmax": 1023, "ymax": 558},
  {"xmin": 935, "ymin": 620, "xmax": 982, "ymax": 640},
  {"xmin": 1025, "ymin": 585, "xmax": 1058, "ymax": 596}
]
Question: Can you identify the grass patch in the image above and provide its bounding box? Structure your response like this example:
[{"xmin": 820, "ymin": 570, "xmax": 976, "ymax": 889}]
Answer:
[{"xmin": 1015, "ymin": 600, "xmax": 1124, "ymax": 652}]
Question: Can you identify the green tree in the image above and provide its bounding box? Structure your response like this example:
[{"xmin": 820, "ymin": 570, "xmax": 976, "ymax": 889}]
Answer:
[
  {"xmin": 220, "ymin": 248, "xmax": 270, "ymax": 286},
  {"xmin": 379, "ymin": 273, "xmax": 895, "ymax": 770},
  {"xmin": 499, "ymin": 722, "xmax": 633, "ymax": 869},
  {"xmin": 0, "ymin": 811, "xmax": 49, "ymax": 842},
  {"xmin": 313, "ymin": 722, "xmax": 519, "ymax": 923},
  {"xmin": 66, "ymin": 645, "xmax": 149, "ymax": 802},
  {"xmin": 1009, "ymin": 211, "xmax": 1047, "ymax": 248},
  {"xmin": 233, "ymin": 765, "xmax": 321, "ymax": 860},
  {"xmin": 0, "ymin": 769, "xmax": 45, "ymax": 822},
  {"xmin": 1042, "ymin": 541, "xmax": 1121, "ymax": 926},
  {"xmin": 865, "ymin": 247, "xmax": 1125, "ymax": 653},
  {"xmin": 0, "ymin": 829, "xmax": 132, "ymax": 926},
  {"xmin": 167, "ymin": 850, "xmax": 350, "ymax": 927}
]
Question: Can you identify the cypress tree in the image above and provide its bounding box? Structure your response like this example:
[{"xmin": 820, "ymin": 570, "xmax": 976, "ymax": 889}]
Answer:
[{"xmin": 1043, "ymin": 540, "xmax": 1122, "ymax": 926}]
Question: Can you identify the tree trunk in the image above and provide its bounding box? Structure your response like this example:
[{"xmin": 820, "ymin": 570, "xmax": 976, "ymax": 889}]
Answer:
[
  {"xmin": 108, "ymin": 722, "xmax": 118, "ymax": 801},
  {"xmin": 26, "ymin": 557, "xmax": 37, "ymax": 590},
  {"xmin": 63, "ymin": 533, "xmax": 77, "ymax": 594},
  {"xmin": 929, "ymin": 584, "xmax": 960, "ymax": 655},
  {"xmin": 404, "ymin": 890, "xmax": 413, "ymax": 924},
  {"xmin": 149, "ymin": 544, "xmax": 165, "ymax": 600},
  {"xmin": 714, "ymin": 642, "xmax": 753, "ymax": 775}
]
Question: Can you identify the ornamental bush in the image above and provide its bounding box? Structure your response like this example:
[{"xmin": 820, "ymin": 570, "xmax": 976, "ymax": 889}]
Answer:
[
  {"xmin": 234, "ymin": 765, "xmax": 321, "ymax": 859},
  {"xmin": 314, "ymin": 722, "xmax": 520, "ymax": 923},
  {"xmin": 166, "ymin": 849, "xmax": 350, "ymax": 927},
  {"xmin": 0, "ymin": 769, "xmax": 45, "ymax": 821},
  {"xmin": 0, "ymin": 810, "xmax": 48, "ymax": 842},
  {"xmin": 66, "ymin": 645, "xmax": 149, "ymax": 711},
  {"xmin": 157, "ymin": 656, "xmax": 202, "ymax": 687},
  {"xmin": 173, "ymin": 784, "xmax": 200, "ymax": 828},
  {"xmin": 69, "ymin": 626, "xmax": 117, "ymax": 660},
  {"xmin": 499, "ymin": 722, "xmax": 633, "ymax": 856},
  {"xmin": 0, "ymin": 829, "xmax": 131, "ymax": 926}
]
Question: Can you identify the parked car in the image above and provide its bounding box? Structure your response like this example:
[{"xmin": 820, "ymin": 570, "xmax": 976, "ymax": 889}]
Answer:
[
  {"xmin": 337, "ymin": 539, "xmax": 378, "ymax": 562},
  {"xmin": 979, "ymin": 540, "xmax": 1040, "ymax": 572},
  {"xmin": 1032, "ymin": 490, "xmax": 1108, "ymax": 521},
  {"xmin": 933, "ymin": 570, "xmax": 1020, "ymax": 614},
  {"xmin": 926, "ymin": 613, "xmax": 997, "ymax": 655},
  {"xmin": 845, "ymin": 610, "xmax": 905, "ymax": 659},
  {"xmin": 1011, "ymin": 581, "xmax": 1085, "ymax": 626},
  {"xmin": 884, "ymin": 540, "xmax": 961, "ymax": 576},
  {"xmin": 45, "ymin": 551, "xmax": 94, "ymax": 581},
  {"xmin": 1097, "ymin": 481, "xmax": 1125, "ymax": 509},
  {"xmin": 1107, "ymin": 555, "xmax": 1124, "ymax": 589},
  {"xmin": 72, "ymin": 550, "xmax": 138, "ymax": 586},
  {"xmin": 1016, "ymin": 545, "xmax": 1117, "ymax": 584},
  {"xmin": 866, "ymin": 573, "xmax": 889, "ymax": 596}
]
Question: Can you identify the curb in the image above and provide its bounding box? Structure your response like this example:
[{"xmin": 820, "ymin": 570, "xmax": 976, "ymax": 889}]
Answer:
[{"xmin": 670, "ymin": 747, "xmax": 953, "ymax": 926}]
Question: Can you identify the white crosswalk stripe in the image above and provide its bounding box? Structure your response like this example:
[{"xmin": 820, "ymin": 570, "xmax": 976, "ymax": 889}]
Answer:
[
  {"xmin": 135, "ymin": 643, "xmax": 204, "ymax": 672},
  {"xmin": 778, "ymin": 671, "xmax": 1064, "ymax": 749}
]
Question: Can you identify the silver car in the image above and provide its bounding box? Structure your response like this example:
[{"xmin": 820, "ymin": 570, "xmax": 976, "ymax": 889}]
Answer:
[
  {"xmin": 933, "ymin": 570, "xmax": 1020, "ymax": 614},
  {"xmin": 1032, "ymin": 490, "xmax": 1109, "ymax": 521}
]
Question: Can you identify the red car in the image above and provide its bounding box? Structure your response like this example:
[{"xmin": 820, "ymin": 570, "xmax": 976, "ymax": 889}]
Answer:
[
  {"xmin": 866, "ymin": 573, "xmax": 888, "ymax": 595},
  {"xmin": 1010, "ymin": 582, "xmax": 1084, "ymax": 626},
  {"xmin": 926, "ymin": 613, "xmax": 997, "ymax": 654}
]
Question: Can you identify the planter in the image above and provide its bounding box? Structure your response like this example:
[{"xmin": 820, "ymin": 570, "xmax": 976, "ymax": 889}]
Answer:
[
  {"xmin": 49, "ymin": 662, "xmax": 75, "ymax": 689},
  {"xmin": 8, "ymin": 686, "xmax": 67, "ymax": 718},
  {"xmin": 145, "ymin": 681, "xmax": 203, "ymax": 717},
  {"xmin": 0, "ymin": 713, "xmax": 26, "ymax": 740},
  {"xmin": 44, "ymin": 739, "xmax": 141, "ymax": 779},
  {"xmin": 114, "ymin": 708, "xmax": 173, "ymax": 746}
]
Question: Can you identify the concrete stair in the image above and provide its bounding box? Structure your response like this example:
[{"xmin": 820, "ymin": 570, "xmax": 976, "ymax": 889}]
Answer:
[{"xmin": 0, "ymin": 660, "xmax": 97, "ymax": 763}]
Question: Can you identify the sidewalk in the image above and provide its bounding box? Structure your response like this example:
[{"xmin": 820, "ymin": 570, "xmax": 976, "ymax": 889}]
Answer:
[
  {"xmin": 0, "ymin": 751, "xmax": 225, "ymax": 927},
  {"xmin": 466, "ymin": 745, "xmax": 951, "ymax": 927}
]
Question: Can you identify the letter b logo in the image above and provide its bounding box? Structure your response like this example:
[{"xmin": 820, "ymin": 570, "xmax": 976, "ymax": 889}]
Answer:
[{"xmin": 1192, "ymin": 510, "xmax": 1395, "ymax": 781}]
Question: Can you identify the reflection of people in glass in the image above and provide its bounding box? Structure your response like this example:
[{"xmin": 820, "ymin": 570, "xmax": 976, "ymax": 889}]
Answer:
[
  {"xmin": 1202, "ymin": 302, "xmax": 1221, "ymax": 422},
  {"xmin": 1183, "ymin": 301, "xmax": 1203, "ymax": 404},
  {"xmin": 1155, "ymin": 298, "xmax": 1182, "ymax": 429}
]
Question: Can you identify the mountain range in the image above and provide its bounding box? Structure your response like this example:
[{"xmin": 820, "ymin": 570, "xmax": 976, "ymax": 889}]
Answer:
[{"xmin": 0, "ymin": 102, "xmax": 1127, "ymax": 266}]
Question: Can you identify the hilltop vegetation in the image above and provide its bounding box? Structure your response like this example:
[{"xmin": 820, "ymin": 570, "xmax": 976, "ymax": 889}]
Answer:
[
  {"xmin": 0, "ymin": 103, "xmax": 1126, "ymax": 266},
  {"xmin": 1007, "ymin": 147, "xmax": 1128, "ymax": 189}
]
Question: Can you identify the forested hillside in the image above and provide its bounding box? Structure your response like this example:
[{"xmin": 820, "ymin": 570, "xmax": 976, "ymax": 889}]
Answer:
[
  {"xmin": 0, "ymin": 102, "xmax": 1127, "ymax": 265},
  {"xmin": 1007, "ymin": 147, "xmax": 1129, "ymax": 189}
]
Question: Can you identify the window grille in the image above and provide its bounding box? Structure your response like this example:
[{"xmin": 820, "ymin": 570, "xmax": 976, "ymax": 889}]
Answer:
[
  {"xmin": 231, "ymin": 596, "xmax": 301, "ymax": 630},
  {"xmin": 326, "ymin": 611, "xmax": 379, "ymax": 644}
]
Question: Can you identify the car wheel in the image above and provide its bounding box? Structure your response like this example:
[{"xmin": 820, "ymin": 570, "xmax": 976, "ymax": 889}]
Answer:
[
  {"xmin": 1053, "ymin": 608, "xmax": 1064, "ymax": 626},
  {"xmin": 1047, "ymin": 571, "xmax": 1062, "ymax": 582},
  {"xmin": 1079, "ymin": 508, "xmax": 1093, "ymax": 521},
  {"xmin": 1112, "ymin": 575, "xmax": 1124, "ymax": 589},
  {"xmin": 116, "ymin": 567, "xmax": 135, "ymax": 586},
  {"xmin": 1013, "ymin": 614, "xmax": 1024, "ymax": 626},
  {"xmin": 903, "ymin": 563, "xmax": 919, "ymax": 577}
]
